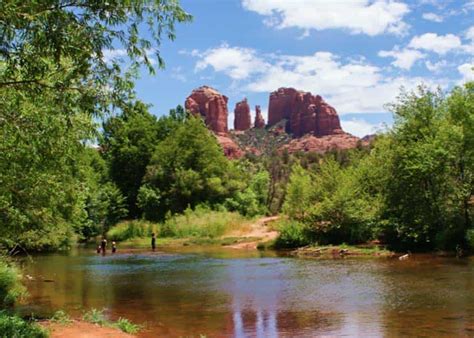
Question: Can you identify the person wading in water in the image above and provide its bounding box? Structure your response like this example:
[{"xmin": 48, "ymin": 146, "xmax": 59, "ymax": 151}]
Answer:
[
  {"xmin": 151, "ymin": 233, "xmax": 156, "ymax": 251},
  {"xmin": 100, "ymin": 238, "xmax": 107, "ymax": 254},
  {"xmin": 112, "ymin": 241, "xmax": 117, "ymax": 253}
]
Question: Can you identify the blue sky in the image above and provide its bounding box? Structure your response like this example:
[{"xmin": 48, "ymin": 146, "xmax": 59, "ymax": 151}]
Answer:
[{"xmin": 113, "ymin": 0, "xmax": 474, "ymax": 137}]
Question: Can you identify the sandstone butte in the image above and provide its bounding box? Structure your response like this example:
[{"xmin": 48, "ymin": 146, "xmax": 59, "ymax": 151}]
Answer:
[
  {"xmin": 184, "ymin": 86, "xmax": 365, "ymax": 158},
  {"xmin": 254, "ymin": 105, "xmax": 265, "ymax": 128},
  {"xmin": 268, "ymin": 87, "xmax": 343, "ymax": 137},
  {"xmin": 185, "ymin": 85, "xmax": 228, "ymax": 134},
  {"xmin": 234, "ymin": 98, "xmax": 251, "ymax": 131}
]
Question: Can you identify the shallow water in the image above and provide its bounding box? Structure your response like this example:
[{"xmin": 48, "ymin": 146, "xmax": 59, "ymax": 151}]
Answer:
[{"xmin": 18, "ymin": 247, "xmax": 474, "ymax": 337}]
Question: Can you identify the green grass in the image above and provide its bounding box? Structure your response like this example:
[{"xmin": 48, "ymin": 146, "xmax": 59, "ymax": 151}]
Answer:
[
  {"xmin": 159, "ymin": 208, "xmax": 250, "ymax": 239},
  {"xmin": 107, "ymin": 208, "xmax": 252, "ymax": 244},
  {"xmin": 82, "ymin": 308, "xmax": 141, "ymax": 334},
  {"xmin": 107, "ymin": 220, "xmax": 157, "ymax": 242},
  {"xmin": 82, "ymin": 308, "xmax": 108, "ymax": 325},
  {"xmin": 113, "ymin": 317, "xmax": 141, "ymax": 334},
  {"xmin": 50, "ymin": 310, "xmax": 72, "ymax": 325},
  {"xmin": 0, "ymin": 312, "xmax": 48, "ymax": 338}
]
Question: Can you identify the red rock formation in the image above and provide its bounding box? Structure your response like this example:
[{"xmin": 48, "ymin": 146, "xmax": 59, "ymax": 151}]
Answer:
[
  {"xmin": 185, "ymin": 86, "xmax": 228, "ymax": 134},
  {"xmin": 254, "ymin": 105, "xmax": 265, "ymax": 128},
  {"xmin": 234, "ymin": 98, "xmax": 251, "ymax": 131},
  {"xmin": 268, "ymin": 87, "xmax": 342, "ymax": 137},
  {"xmin": 215, "ymin": 134, "xmax": 244, "ymax": 159},
  {"xmin": 280, "ymin": 133, "xmax": 360, "ymax": 154}
]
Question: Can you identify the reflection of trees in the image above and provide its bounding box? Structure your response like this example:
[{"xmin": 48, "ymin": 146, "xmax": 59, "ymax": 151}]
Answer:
[{"xmin": 228, "ymin": 259, "xmax": 346, "ymax": 337}]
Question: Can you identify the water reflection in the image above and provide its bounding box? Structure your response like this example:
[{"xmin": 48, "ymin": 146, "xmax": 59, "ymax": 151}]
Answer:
[{"xmin": 18, "ymin": 250, "xmax": 474, "ymax": 337}]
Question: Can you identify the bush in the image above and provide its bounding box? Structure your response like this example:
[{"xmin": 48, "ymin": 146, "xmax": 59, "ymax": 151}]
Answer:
[
  {"xmin": 83, "ymin": 308, "xmax": 107, "ymax": 325},
  {"xmin": 466, "ymin": 229, "xmax": 474, "ymax": 250},
  {"xmin": 51, "ymin": 310, "xmax": 72, "ymax": 324},
  {"xmin": 0, "ymin": 259, "xmax": 26, "ymax": 307},
  {"xmin": 0, "ymin": 312, "xmax": 47, "ymax": 338},
  {"xmin": 273, "ymin": 220, "xmax": 312, "ymax": 249},
  {"xmin": 107, "ymin": 220, "xmax": 156, "ymax": 241}
]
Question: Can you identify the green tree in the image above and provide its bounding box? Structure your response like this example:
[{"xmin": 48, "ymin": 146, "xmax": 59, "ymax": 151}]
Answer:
[
  {"xmin": 101, "ymin": 101, "xmax": 175, "ymax": 216},
  {"xmin": 283, "ymin": 164, "xmax": 314, "ymax": 221},
  {"xmin": 375, "ymin": 84, "xmax": 473, "ymax": 250},
  {"xmin": 0, "ymin": 1, "xmax": 191, "ymax": 250},
  {"xmin": 139, "ymin": 116, "xmax": 240, "ymax": 220}
]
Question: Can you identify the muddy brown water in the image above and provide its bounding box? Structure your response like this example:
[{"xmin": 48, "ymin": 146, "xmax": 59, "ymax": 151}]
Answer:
[{"xmin": 17, "ymin": 247, "xmax": 474, "ymax": 337}]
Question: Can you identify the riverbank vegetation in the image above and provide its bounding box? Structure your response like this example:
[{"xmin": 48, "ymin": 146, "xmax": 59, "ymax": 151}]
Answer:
[
  {"xmin": 0, "ymin": 260, "xmax": 47, "ymax": 337},
  {"xmin": 0, "ymin": 1, "xmax": 472, "ymax": 258},
  {"xmin": 279, "ymin": 84, "xmax": 473, "ymax": 252},
  {"xmin": 107, "ymin": 207, "xmax": 252, "ymax": 242}
]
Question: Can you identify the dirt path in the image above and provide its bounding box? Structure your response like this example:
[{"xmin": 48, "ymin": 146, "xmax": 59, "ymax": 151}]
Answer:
[
  {"xmin": 41, "ymin": 320, "xmax": 135, "ymax": 338},
  {"xmin": 225, "ymin": 216, "xmax": 280, "ymax": 249}
]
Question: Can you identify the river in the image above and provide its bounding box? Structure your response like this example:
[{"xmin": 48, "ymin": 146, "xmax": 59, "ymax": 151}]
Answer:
[{"xmin": 18, "ymin": 247, "xmax": 474, "ymax": 337}]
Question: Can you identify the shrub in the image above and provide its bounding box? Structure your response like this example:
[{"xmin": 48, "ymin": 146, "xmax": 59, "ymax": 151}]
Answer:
[
  {"xmin": 466, "ymin": 229, "xmax": 474, "ymax": 250},
  {"xmin": 273, "ymin": 220, "xmax": 312, "ymax": 249},
  {"xmin": 0, "ymin": 259, "xmax": 26, "ymax": 307},
  {"xmin": 83, "ymin": 308, "xmax": 107, "ymax": 325},
  {"xmin": 0, "ymin": 312, "xmax": 47, "ymax": 338},
  {"xmin": 82, "ymin": 309, "xmax": 140, "ymax": 334},
  {"xmin": 114, "ymin": 318, "xmax": 141, "ymax": 334},
  {"xmin": 51, "ymin": 310, "xmax": 72, "ymax": 324}
]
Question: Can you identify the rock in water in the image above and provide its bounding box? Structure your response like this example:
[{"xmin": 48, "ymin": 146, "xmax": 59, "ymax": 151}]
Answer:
[
  {"xmin": 267, "ymin": 87, "xmax": 343, "ymax": 137},
  {"xmin": 254, "ymin": 105, "xmax": 265, "ymax": 128},
  {"xmin": 185, "ymin": 86, "xmax": 228, "ymax": 134},
  {"xmin": 234, "ymin": 98, "xmax": 251, "ymax": 131}
]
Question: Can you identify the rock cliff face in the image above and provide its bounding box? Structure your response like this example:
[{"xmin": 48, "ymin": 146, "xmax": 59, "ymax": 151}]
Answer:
[
  {"xmin": 281, "ymin": 134, "xmax": 360, "ymax": 154},
  {"xmin": 254, "ymin": 105, "xmax": 265, "ymax": 129},
  {"xmin": 185, "ymin": 85, "xmax": 359, "ymax": 159},
  {"xmin": 185, "ymin": 86, "xmax": 228, "ymax": 134},
  {"xmin": 234, "ymin": 98, "xmax": 251, "ymax": 131},
  {"xmin": 215, "ymin": 134, "xmax": 244, "ymax": 159},
  {"xmin": 268, "ymin": 87, "xmax": 343, "ymax": 137}
]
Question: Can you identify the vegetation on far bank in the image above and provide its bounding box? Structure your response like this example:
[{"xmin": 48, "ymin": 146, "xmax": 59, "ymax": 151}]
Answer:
[
  {"xmin": 107, "ymin": 207, "xmax": 253, "ymax": 242},
  {"xmin": 0, "ymin": 0, "xmax": 472, "ymax": 257}
]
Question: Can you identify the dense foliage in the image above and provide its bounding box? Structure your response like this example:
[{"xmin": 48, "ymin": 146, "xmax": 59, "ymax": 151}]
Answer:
[
  {"xmin": 280, "ymin": 84, "xmax": 474, "ymax": 251},
  {"xmin": 1, "ymin": 1, "xmax": 472, "ymax": 255},
  {"xmin": 0, "ymin": 0, "xmax": 191, "ymax": 251}
]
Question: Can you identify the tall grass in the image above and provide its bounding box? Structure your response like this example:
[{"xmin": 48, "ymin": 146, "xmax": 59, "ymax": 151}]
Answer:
[
  {"xmin": 0, "ymin": 258, "xmax": 26, "ymax": 307},
  {"xmin": 107, "ymin": 220, "xmax": 157, "ymax": 242},
  {"xmin": 160, "ymin": 207, "xmax": 248, "ymax": 238},
  {"xmin": 107, "ymin": 207, "xmax": 250, "ymax": 241}
]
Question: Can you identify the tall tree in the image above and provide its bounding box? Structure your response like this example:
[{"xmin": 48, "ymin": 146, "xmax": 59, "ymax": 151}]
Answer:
[
  {"xmin": 138, "ymin": 116, "xmax": 240, "ymax": 220},
  {"xmin": 0, "ymin": 1, "xmax": 191, "ymax": 250}
]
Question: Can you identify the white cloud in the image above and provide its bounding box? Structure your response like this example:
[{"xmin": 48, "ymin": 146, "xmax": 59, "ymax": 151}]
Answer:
[
  {"xmin": 340, "ymin": 118, "xmax": 386, "ymax": 137},
  {"xmin": 171, "ymin": 66, "xmax": 187, "ymax": 82},
  {"xmin": 425, "ymin": 60, "xmax": 448, "ymax": 72},
  {"xmin": 466, "ymin": 26, "xmax": 474, "ymax": 41},
  {"xmin": 408, "ymin": 33, "xmax": 462, "ymax": 54},
  {"xmin": 378, "ymin": 48, "xmax": 426, "ymax": 70},
  {"xmin": 241, "ymin": 0, "xmax": 410, "ymax": 36},
  {"xmin": 192, "ymin": 45, "xmax": 448, "ymax": 114},
  {"xmin": 102, "ymin": 49, "xmax": 127, "ymax": 63},
  {"xmin": 195, "ymin": 44, "xmax": 269, "ymax": 80},
  {"xmin": 422, "ymin": 12, "xmax": 444, "ymax": 22},
  {"xmin": 458, "ymin": 63, "xmax": 474, "ymax": 83},
  {"xmin": 102, "ymin": 48, "xmax": 157, "ymax": 65}
]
